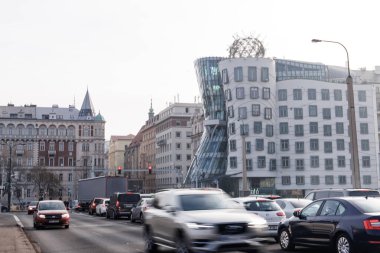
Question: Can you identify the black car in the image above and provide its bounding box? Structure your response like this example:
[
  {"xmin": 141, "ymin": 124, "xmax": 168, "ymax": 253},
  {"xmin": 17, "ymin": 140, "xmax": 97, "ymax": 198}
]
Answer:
[
  {"xmin": 106, "ymin": 192, "xmax": 141, "ymax": 220},
  {"xmin": 278, "ymin": 197, "xmax": 380, "ymax": 253}
]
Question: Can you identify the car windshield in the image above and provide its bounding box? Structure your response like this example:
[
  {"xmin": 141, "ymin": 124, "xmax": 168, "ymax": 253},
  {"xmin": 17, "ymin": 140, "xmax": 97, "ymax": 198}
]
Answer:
[
  {"xmin": 350, "ymin": 198, "xmax": 380, "ymax": 213},
  {"xmin": 288, "ymin": 199, "xmax": 311, "ymax": 208},
  {"xmin": 29, "ymin": 201, "xmax": 38, "ymax": 206},
  {"xmin": 348, "ymin": 190, "xmax": 380, "ymax": 197},
  {"xmin": 244, "ymin": 200, "xmax": 281, "ymax": 211},
  {"xmin": 39, "ymin": 202, "xmax": 66, "ymax": 210},
  {"xmin": 180, "ymin": 193, "xmax": 239, "ymax": 211},
  {"xmin": 120, "ymin": 194, "xmax": 141, "ymax": 203}
]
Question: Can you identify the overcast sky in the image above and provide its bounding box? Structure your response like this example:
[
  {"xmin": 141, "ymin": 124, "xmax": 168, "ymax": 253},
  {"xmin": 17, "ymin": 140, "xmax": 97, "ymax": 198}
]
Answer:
[{"xmin": 1, "ymin": 0, "xmax": 379, "ymax": 139}]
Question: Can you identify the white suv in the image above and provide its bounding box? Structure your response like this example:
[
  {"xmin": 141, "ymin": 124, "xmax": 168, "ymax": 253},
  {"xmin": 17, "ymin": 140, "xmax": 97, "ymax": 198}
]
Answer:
[{"xmin": 143, "ymin": 189, "xmax": 268, "ymax": 253}]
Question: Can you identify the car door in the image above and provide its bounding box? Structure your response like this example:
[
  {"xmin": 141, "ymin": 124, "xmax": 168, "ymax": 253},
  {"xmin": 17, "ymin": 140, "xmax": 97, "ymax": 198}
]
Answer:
[
  {"xmin": 290, "ymin": 200, "xmax": 323, "ymax": 244},
  {"xmin": 132, "ymin": 199, "xmax": 143, "ymax": 219},
  {"xmin": 312, "ymin": 200, "xmax": 342, "ymax": 245}
]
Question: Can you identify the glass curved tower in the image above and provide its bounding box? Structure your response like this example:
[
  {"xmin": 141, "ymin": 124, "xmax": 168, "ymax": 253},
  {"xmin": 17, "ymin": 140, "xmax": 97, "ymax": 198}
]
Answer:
[{"xmin": 184, "ymin": 57, "xmax": 228, "ymax": 187}]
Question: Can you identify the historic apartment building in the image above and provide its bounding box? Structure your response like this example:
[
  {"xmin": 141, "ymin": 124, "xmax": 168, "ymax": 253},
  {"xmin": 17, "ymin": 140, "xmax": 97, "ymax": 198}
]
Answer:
[{"xmin": 0, "ymin": 90, "xmax": 106, "ymax": 203}]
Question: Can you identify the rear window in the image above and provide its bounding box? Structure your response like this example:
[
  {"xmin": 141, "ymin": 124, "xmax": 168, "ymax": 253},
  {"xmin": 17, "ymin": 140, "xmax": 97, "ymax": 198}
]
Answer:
[
  {"xmin": 244, "ymin": 200, "xmax": 281, "ymax": 211},
  {"xmin": 94, "ymin": 199, "xmax": 103, "ymax": 204},
  {"xmin": 350, "ymin": 198, "xmax": 380, "ymax": 213},
  {"xmin": 29, "ymin": 201, "xmax": 38, "ymax": 206},
  {"xmin": 119, "ymin": 193, "xmax": 141, "ymax": 203},
  {"xmin": 348, "ymin": 190, "xmax": 380, "ymax": 197}
]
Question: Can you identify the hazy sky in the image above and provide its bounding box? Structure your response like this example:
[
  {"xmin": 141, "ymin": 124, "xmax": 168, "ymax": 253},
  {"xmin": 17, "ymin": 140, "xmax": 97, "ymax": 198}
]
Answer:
[{"xmin": 1, "ymin": 0, "xmax": 379, "ymax": 139}]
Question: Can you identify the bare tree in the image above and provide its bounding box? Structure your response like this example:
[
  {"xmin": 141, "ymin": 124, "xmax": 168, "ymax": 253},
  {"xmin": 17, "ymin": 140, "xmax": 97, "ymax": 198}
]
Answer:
[{"xmin": 30, "ymin": 166, "xmax": 62, "ymax": 200}]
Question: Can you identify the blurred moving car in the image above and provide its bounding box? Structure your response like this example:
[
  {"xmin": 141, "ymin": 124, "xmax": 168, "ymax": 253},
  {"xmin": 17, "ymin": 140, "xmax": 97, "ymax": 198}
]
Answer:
[
  {"xmin": 131, "ymin": 198, "xmax": 153, "ymax": 224},
  {"xmin": 27, "ymin": 201, "xmax": 39, "ymax": 215},
  {"xmin": 0, "ymin": 203, "xmax": 8, "ymax": 212},
  {"xmin": 278, "ymin": 197, "xmax": 380, "ymax": 253},
  {"xmin": 275, "ymin": 198, "xmax": 312, "ymax": 218},
  {"xmin": 144, "ymin": 188, "xmax": 268, "ymax": 253},
  {"xmin": 234, "ymin": 197, "xmax": 286, "ymax": 241},
  {"xmin": 74, "ymin": 201, "xmax": 90, "ymax": 212},
  {"xmin": 305, "ymin": 188, "xmax": 380, "ymax": 201},
  {"xmin": 106, "ymin": 192, "xmax": 141, "ymax": 220},
  {"xmin": 89, "ymin": 197, "xmax": 106, "ymax": 215},
  {"xmin": 95, "ymin": 198, "xmax": 109, "ymax": 216},
  {"xmin": 33, "ymin": 200, "xmax": 70, "ymax": 229}
]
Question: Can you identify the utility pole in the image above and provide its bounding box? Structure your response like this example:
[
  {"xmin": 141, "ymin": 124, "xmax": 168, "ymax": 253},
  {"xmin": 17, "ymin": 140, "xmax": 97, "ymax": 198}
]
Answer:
[{"xmin": 7, "ymin": 145, "xmax": 12, "ymax": 212}]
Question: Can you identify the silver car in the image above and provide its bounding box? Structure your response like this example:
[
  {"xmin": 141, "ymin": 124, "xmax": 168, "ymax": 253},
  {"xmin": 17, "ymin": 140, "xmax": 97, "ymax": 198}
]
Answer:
[
  {"xmin": 131, "ymin": 198, "xmax": 153, "ymax": 224},
  {"xmin": 275, "ymin": 198, "xmax": 312, "ymax": 218},
  {"xmin": 144, "ymin": 188, "xmax": 268, "ymax": 253}
]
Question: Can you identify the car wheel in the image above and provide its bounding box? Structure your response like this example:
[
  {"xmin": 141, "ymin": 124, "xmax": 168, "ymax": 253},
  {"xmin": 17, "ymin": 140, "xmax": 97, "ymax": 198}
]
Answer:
[
  {"xmin": 143, "ymin": 228, "xmax": 157, "ymax": 253},
  {"xmin": 65, "ymin": 225, "xmax": 69, "ymax": 229},
  {"xmin": 336, "ymin": 234, "xmax": 353, "ymax": 253},
  {"xmin": 112, "ymin": 210, "xmax": 117, "ymax": 220},
  {"xmin": 106, "ymin": 211, "xmax": 110, "ymax": 219},
  {"xmin": 279, "ymin": 229, "xmax": 295, "ymax": 251},
  {"xmin": 131, "ymin": 214, "xmax": 135, "ymax": 223},
  {"xmin": 175, "ymin": 235, "xmax": 191, "ymax": 253}
]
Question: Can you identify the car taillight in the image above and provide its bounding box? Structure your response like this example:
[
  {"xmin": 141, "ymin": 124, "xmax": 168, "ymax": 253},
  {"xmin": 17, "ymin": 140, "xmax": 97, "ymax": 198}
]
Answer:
[
  {"xmin": 92, "ymin": 203, "xmax": 96, "ymax": 207},
  {"xmin": 364, "ymin": 219, "xmax": 380, "ymax": 230},
  {"xmin": 116, "ymin": 201, "xmax": 120, "ymax": 207},
  {"xmin": 276, "ymin": 211, "xmax": 285, "ymax": 216}
]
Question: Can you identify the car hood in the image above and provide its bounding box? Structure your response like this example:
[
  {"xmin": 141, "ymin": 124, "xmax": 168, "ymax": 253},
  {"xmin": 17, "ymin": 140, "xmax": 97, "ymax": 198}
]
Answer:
[
  {"xmin": 178, "ymin": 209, "xmax": 267, "ymax": 224},
  {"xmin": 38, "ymin": 210, "xmax": 68, "ymax": 215}
]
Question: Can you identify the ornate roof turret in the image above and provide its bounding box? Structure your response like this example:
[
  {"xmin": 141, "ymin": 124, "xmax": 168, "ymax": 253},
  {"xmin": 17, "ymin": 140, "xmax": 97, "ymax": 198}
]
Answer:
[
  {"xmin": 148, "ymin": 99, "xmax": 154, "ymax": 120},
  {"xmin": 78, "ymin": 89, "xmax": 95, "ymax": 119},
  {"xmin": 95, "ymin": 111, "xmax": 105, "ymax": 121}
]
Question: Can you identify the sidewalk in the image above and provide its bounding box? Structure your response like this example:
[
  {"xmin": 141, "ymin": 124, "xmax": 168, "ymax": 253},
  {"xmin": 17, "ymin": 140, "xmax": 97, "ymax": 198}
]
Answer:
[{"xmin": 0, "ymin": 213, "xmax": 37, "ymax": 253}]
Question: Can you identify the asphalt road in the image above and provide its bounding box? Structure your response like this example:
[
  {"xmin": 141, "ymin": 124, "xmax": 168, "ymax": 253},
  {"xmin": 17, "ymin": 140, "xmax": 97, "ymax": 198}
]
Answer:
[{"xmin": 16, "ymin": 211, "xmax": 325, "ymax": 253}]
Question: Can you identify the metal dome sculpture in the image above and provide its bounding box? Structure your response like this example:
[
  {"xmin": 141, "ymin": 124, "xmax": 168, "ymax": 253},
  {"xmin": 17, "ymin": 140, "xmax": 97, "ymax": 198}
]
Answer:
[{"xmin": 228, "ymin": 35, "xmax": 266, "ymax": 58}]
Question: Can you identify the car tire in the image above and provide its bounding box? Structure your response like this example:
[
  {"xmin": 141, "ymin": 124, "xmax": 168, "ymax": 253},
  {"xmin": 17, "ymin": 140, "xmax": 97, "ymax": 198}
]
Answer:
[
  {"xmin": 131, "ymin": 215, "xmax": 135, "ymax": 223},
  {"xmin": 175, "ymin": 235, "xmax": 191, "ymax": 253},
  {"xmin": 144, "ymin": 228, "xmax": 157, "ymax": 253},
  {"xmin": 106, "ymin": 211, "xmax": 110, "ymax": 219},
  {"xmin": 65, "ymin": 225, "xmax": 69, "ymax": 229},
  {"xmin": 336, "ymin": 233, "xmax": 353, "ymax": 253},
  {"xmin": 279, "ymin": 228, "xmax": 295, "ymax": 251},
  {"xmin": 112, "ymin": 210, "xmax": 117, "ymax": 220}
]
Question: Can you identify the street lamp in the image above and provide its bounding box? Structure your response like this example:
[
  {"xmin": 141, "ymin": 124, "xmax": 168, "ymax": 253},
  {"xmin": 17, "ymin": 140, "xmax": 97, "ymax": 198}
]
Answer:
[{"xmin": 312, "ymin": 39, "xmax": 361, "ymax": 188}]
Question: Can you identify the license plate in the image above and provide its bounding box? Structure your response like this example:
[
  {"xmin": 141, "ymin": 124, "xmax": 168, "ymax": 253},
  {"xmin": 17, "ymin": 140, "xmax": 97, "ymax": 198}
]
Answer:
[
  {"xmin": 48, "ymin": 220, "xmax": 59, "ymax": 223},
  {"xmin": 269, "ymin": 225, "xmax": 278, "ymax": 230}
]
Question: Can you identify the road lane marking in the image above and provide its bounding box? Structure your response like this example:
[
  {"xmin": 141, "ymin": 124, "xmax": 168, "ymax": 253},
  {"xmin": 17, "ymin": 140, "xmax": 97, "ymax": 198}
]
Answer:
[{"xmin": 13, "ymin": 215, "xmax": 24, "ymax": 228}]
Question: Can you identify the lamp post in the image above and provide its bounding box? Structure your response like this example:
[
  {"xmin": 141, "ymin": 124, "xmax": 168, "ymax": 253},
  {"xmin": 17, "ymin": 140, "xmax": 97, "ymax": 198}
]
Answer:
[{"xmin": 312, "ymin": 39, "xmax": 361, "ymax": 188}]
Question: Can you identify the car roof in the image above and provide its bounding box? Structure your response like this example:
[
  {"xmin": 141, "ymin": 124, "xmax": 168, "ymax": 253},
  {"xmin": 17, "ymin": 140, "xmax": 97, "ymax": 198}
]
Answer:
[
  {"xmin": 233, "ymin": 197, "xmax": 272, "ymax": 202},
  {"xmin": 38, "ymin": 200, "xmax": 63, "ymax": 203},
  {"xmin": 159, "ymin": 188, "xmax": 224, "ymax": 195}
]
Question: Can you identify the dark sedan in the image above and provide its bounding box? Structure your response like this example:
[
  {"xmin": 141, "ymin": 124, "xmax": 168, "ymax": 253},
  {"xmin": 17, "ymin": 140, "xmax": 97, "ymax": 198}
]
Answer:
[
  {"xmin": 278, "ymin": 197, "xmax": 380, "ymax": 253},
  {"xmin": 33, "ymin": 200, "xmax": 70, "ymax": 229}
]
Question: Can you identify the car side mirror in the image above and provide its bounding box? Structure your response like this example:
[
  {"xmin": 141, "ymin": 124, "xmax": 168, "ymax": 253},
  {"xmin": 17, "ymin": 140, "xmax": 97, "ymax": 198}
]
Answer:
[
  {"xmin": 164, "ymin": 205, "xmax": 177, "ymax": 214},
  {"xmin": 293, "ymin": 209, "xmax": 301, "ymax": 217}
]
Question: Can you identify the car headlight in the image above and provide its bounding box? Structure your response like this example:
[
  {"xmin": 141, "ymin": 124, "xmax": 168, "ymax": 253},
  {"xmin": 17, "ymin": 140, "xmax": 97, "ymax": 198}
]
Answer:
[
  {"xmin": 38, "ymin": 214, "xmax": 46, "ymax": 218},
  {"xmin": 62, "ymin": 213, "xmax": 70, "ymax": 218},
  {"xmin": 248, "ymin": 222, "xmax": 268, "ymax": 229},
  {"xmin": 186, "ymin": 222, "xmax": 214, "ymax": 230}
]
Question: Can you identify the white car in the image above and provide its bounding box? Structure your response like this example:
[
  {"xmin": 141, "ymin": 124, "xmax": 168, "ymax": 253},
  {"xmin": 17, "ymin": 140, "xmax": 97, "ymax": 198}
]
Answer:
[
  {"xmin": 275, "ymin": 198, "xmax": 312, "ymax": 218},
  {"xmin": 233, "ymin": 197, "xmax": 286, "ymax": 241},
  {"xmin": 95, "ymin": 198, "xmax": 109, "ymax": 216}
]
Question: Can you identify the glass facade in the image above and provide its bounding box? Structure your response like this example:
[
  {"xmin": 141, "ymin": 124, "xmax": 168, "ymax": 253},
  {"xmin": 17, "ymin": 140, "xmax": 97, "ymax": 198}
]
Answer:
[{"xmin": 275, "ymin": 59, "xmax": 328, "ymax": 81}]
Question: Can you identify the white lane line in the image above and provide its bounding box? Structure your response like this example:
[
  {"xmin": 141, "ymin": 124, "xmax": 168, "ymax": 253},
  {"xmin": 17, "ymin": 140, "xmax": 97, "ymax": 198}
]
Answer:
[{"xmin": 13, "ymin": 215, "xmax": 24, "ymax": 228}]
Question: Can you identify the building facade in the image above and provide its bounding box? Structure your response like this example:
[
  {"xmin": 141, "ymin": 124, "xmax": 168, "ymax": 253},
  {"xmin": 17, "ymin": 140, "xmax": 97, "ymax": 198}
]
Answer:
[{"xmin": 108, "ymin": 134, "xmax": 134, "ymax": 175}]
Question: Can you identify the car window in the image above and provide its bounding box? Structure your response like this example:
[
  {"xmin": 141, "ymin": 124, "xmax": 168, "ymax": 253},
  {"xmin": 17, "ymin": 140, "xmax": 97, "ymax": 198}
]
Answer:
[
  {"xmin": 276, "ymin": 200, "xmax": 286, "ymax": 209},
  {"xmin": 94, "ymin": 199, "xmax": 102, "ymax": 204},
  {"xmin": 350, "ymin": 198, "xmax": 380, "ymax": 213},
  {"xmin": 315, "ymin": 191, "xmax": 329, "ymax": 200},
  {"xmin": 105, "ymin": 200, "xmax": 110, "ymax": 205},
  {"xmin": 329, "ymin": 191, "xmax": 344, "ymax": 197},
  {"xmin": 305, "ymin": 192, "xmax": 315, "ymax": 200},
  {"xmin": 29, "ymin": 201, "xmax": 38, "ymax": 206},
  {"xmin": 320, "ymin": 200, "xmax": 340, "ymax": 216},
  {"xmin": 180, "ymin": 193, "xmax": 237, "ymax": 211},
  {"xmin": 245, "ymin": 200, "xmax": 281, "ymax": 211},
  {"xmin": 336, "ymin": 204, "xmax": 346, "ymax": 215},
  {"xmin": 301, "ymin": 201, "xmax": 323, "ymax": 217},
  {"xmin": 119, "ymin": 194, "xmax": 141, "ymax": 203},
  {"xmin": 136, "ymin": 199, "xmax": 143, "ymax": 206},
  {"xmin": 348, "ymin": 190, "xmax": 380, "ymax": 197},
  {"xmin": 39, "ymin": 202, "xmax": 65, "ymax": 210},
  {"xmin": 289, "ymin": 199, "xmax": 311, "ymax": 208}
]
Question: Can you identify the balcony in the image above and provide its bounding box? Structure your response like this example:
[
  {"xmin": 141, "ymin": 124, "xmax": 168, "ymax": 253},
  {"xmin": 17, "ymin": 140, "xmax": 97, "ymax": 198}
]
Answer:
[
  {"xmin": 156, "ymin": 139, "xmax": 167, "ymax": 146},
  {"xmin": 16, "ymin": 150, "xmax": 24, "ymax": 156},
  {"xmin": 48, "ymin": 150, "xmax": 56, "ymax": 156}
]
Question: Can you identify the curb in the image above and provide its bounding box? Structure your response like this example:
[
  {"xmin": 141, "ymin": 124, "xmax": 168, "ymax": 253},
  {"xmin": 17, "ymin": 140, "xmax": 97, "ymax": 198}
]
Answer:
[{"xmin": 13, "ymin": 214, "xmax": 41, "ymax": 253}]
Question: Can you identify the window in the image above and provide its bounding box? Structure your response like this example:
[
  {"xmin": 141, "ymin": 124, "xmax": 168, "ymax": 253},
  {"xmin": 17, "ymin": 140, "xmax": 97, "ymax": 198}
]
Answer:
[
  {"xmin": 309, "ymin": 122, "xmax": 318, "ymax": 134},
  {"xmin": 295, "ymin": 141, "xmax": 304, "ymax": 153},
  {"xmin": 362, "ymin": 156, "xmax": 371, "ymax": 168},
  {"xmin": 334, "ymin": 89, "xmax": 342, "ymax": 101},
  {"xmin": 261, "ymin": 67, "xmax": 269, "ymax": 82},
  {"xmin": 282, "ymin": 176, "xmax": 291, "ymax": 185},
  {"xmin": 229, "ymin": 140, "xmax": 237, "ymax": 151},
  {"xmin": 338, "ymin": 156, "xmax": 346, "ymax": 167},
  {"xmin": 279, "ymin": 106, "xmax": 288, "ymax": 117},
  {"xmin": 236, "ymin": 87, "xmax": 245, "ymax": 99},
  {"xmin": 49, "ymin": 142, "xmax": 55, "ymax": 151},
  {"xmin": 338, "ymin": 176, "xmax": 347, "ymax": 185},
  {"xmin": 269, "ymin": 159, "xmax": 276, "ymax": 171},
  {"xmin": 296, "ymin": 176, "xmax": 305, "ymax": 185},
  {"xmin": 59, "ymin": 158, "xmax": 64, "ymax": 166},
  {"xmin": 225, "ymin": 89, "xmax": 232, "ymax": 101},
  {"xmin": 337, "ymin": 139, "xmax": 345, "ymax": 150},
  {"xmin": 311, "ymin": 176, "xmax": 320, "ymax": 185},
  {"xmin": 176, "ymin": 132, "xmax": 181, "ymax": 138},
  {"xmin": 280, "ymin": 140, "xmax": 289, "ymax": 151},
  {"xmin": 358, "ymin": 90, "xmax": 366, "ymax": 102},
  {"xmin": 222, "ymin": 69, "xmax": 229, "ymax": 84},
  {"xmin": 324, "ymin": 142, "xmax": 333, "ymax": 153},
  {"xmin": 246, "ymin": 142, "xmax": 251, "ymax": 154},
  {"xmin": 335, "ymin": 106, "xmax": 343, "ymax": 117},
  {"xmin": 294, "ymin": 108, "xmax": 303, "ymax": 119},
  {"xmin": 176, "ymin": 143, "xmax": 181, "ymax": 149},
  {"xmin": 59, "ymin": 173, "xmax": 63, "ymax": 181},
  {"xmin": 246, "ymin": 159, "xmax": 253, "ymax": 171},
  {"xmin": 186, "ymin": 155, "xmax": 191, "ymax": 161},
  {"xmin": 359, "ymin": 107, "xmax": 367, "ymax": 118},
  {"xmin": 360, "ymin": 123, "xmax": 369, "ymax": 134},
  {"xmin": 228, "ymin": 106, "xmax": 234, "ymax": 118},
  {"xmin": 310, "ymin": 156, "xmax": 319, "ymax": 168},
  {"xmin": 325, "ymin": 175, "xmax": 334, "ymax": 185},
  {"xmin": 361, "ymin": 139, "xmax": 370, "ymax": 151},
  {"xmin": 310, "ymin": 139, "xmax": 319, "ymax": 151},
  {"xmin": 59, "ymin": 142, "xmax": 64, "ymax": 152},
  {"xmin": 324, "ymin": 125, "xmax": 332, "ymax": 136},
  {"xmin": 27, "ymin": 189, "xmax": 31, "ymax": 197},
  {"xmin": 248, "ymin": 66, "xmax": 257, "ymax": 81},
  {"xmin": 264, "ymin": 108, "xmax": 272, "ymax": 120},
  {"xmin": 40, "ymin": 142, "xmax": 45, "ymax": 151},
  {"xmin": 279, "ymin": 123, "xmax": 288, "ymax": 134},
  {"xmin": 250, "ymin": 87, "xmax": 259, "ymax": 99},
  {"xmin": 293, "ymin": 89, "xmax": 302, "ymax": 100},
  {"xmin": 257, "ymin": 156, "xmax": 266, "ymax": 168},
  {"xmin": 295, "ymin": 125, "xmax": 304, "ymax": 136},
  {"xmin": 296, "ymin": 159, "xmax": 304, "ymax": 171},
  {"xmin": 176, "ymin": 154, "xmax": 181, "ymax": 161},
  {"xmin": 308, "ymin": 89, "xmax": 316, "ymax": 100},
  {"xmin": 309, "ymin": 105, "xmax": 317, "ymax": 117},
  {"xmin": 252, "ymin": 104, "xmax": 260, "ymax": 116},
  {"xmin": 230, "ymin": 157, "xmax": 237, "ymax": 168},
  {"xmin": 278, "ymin": 89, "xmax": 287, "ymax": 101},
  {"xmin": 325, "ymin": 158, "xmax": 333, "ymax": 170},
  {"xmin": 234, "ymin": 67, "xmax": 243, "ymax": 82},
  {"xmin": 267, "ymin": 142, "xmax": 275, "ymax": 154},
  {"xmin": 238, "ymin": 107, "xmax": 247, "ymax": 119},
  {"xmin": 336, "ymin": 122, "xmax": 344, "ymax": 134},
  {"xmin": 229, "ymin": 123, "xmax": 236, "ymax": 135},
  {"xmin": 240, "ymin": 124, "xmax": 249, "ymax": 135},
  {"xmin": 266, "ymin": 125, "xmax": 273, "ymax": 137},
  {"xmin": 256, "ymin": 139, "xmax": 264, "ymax": 151},
  {"xmin": 68, "ymin": 142, "xmax": 74, "ymax": 152},
  {"xmin": 281, "ymin": 156, "xmax": 290, "ymax": 168},
  {"xmin": 253, "ymin": 122, "xmax": 262, "ymax": 134},
  {"xmin": 322, "ymin": 108, "xmax": 331, "ymax": 119},
  {"xmin": 363, "ymin": 175, "xmax": 372, "ymax": 185},
  {"xmin": 321, "ymin": 89, "xmax": 330, "ymax": 100},
  {"xmin": 262, "ymin": 88, "xmax": 270, "ymax": 99}
]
